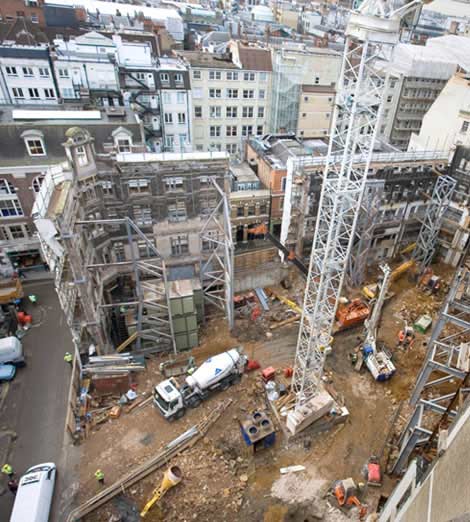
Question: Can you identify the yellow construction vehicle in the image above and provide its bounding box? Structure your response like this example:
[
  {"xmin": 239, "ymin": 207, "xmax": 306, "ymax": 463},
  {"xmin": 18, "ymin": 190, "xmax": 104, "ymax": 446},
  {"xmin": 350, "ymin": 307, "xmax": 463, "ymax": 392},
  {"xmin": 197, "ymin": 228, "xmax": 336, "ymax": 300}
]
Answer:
[
  {"xmin": 362, "ymin": 260, "xmax": 415, "ymax": 300},
  {"xmin": 140, "ymin": 465, "xmax": 182, "ymax": 517}
]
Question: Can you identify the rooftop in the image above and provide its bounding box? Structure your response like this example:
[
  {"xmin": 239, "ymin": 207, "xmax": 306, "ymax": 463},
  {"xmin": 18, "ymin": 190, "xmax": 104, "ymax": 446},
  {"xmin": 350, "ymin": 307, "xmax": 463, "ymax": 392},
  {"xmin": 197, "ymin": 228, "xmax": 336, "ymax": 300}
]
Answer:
[
  {"xmin": 230, "ymin": 162, "xmax": 259, "ymax": 183},
  {"xmin": 176, "ymin": 50, "xmax": 238, "ymax": 69},
  {"xmin": 423, "ymin": 0, "xmax": 470, "ymax": 18},
  {"xmin": 236, "ymin": 41, "xmax": 272, "ymax": 72},
  {"xmin": 115, "ymin": 151, "xmax": 229, "ymax": 163}
]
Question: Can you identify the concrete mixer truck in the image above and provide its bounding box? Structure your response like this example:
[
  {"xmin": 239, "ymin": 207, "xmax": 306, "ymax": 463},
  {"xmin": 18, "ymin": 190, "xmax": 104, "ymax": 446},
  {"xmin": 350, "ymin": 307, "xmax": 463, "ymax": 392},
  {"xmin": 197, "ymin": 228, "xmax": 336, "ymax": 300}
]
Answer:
[{"xmin": 153, "ymin": 348, "xmax": 246, "ymax": 421}]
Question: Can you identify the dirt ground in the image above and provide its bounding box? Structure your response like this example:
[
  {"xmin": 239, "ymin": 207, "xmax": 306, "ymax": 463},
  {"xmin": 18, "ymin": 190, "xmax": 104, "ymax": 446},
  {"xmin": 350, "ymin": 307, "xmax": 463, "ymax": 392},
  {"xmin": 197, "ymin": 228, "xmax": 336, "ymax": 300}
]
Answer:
[{"xmin": 77, "ymin": 264, "xmax": 452, "ymax": 522}]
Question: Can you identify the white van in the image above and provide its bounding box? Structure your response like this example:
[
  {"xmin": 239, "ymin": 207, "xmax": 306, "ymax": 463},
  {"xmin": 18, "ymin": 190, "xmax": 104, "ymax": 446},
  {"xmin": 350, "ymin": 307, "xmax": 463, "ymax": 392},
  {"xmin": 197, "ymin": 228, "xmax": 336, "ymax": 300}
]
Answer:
[
  {"xmin": 9, "ymin": 462, "xmax": 56, "ymax": 522},
  {"xmin": 0, "ymin": 336, "xmax": 24, "ymax": 366}
]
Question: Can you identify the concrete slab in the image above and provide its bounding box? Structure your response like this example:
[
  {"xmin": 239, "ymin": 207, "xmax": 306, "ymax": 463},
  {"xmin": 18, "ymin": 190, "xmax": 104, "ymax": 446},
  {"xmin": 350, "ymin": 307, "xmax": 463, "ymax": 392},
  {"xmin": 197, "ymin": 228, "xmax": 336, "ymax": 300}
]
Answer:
[{"xmin": 286, "ymin": 389, "xmax": 334, "ymax": 435}]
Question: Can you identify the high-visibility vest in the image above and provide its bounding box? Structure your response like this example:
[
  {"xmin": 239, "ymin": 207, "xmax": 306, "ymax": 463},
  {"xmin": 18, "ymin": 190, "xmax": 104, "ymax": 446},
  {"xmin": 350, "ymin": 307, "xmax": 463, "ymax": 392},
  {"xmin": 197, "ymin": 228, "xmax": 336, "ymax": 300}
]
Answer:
[{"xmin": 95, "ymin": 470, "xmax": 104, "ymax": 481}]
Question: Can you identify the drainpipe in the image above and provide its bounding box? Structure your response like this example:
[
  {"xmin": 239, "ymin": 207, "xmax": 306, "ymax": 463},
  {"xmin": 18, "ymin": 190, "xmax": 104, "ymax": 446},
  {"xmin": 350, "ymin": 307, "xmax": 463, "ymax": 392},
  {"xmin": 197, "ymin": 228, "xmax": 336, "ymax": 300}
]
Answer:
[{"xmin": 47, "ymin": 48, "xmax": 61, "ymax": 103}]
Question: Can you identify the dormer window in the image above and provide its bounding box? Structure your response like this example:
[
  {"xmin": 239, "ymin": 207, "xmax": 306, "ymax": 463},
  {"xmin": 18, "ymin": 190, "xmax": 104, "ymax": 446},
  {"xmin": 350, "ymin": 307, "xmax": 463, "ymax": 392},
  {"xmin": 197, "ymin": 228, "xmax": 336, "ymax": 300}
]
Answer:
[
  {"xmin": 76, "ymin": 146, "xmax": 88, "ymax": 166},
  {"xmin": 112, "ymin": 127, "xmax": 133, "ymax": 154},
  {"xmin": 21, "ymin": 130, "xmax": 46, "ymax": 157}
]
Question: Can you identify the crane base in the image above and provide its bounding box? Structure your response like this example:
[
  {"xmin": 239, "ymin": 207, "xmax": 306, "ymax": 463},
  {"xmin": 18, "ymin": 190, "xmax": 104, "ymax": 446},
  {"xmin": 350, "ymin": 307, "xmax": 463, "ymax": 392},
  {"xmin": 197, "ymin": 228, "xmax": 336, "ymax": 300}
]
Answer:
[{"xmin": 286, "ymin": 390, "xmax": 335, "ymax": 435}]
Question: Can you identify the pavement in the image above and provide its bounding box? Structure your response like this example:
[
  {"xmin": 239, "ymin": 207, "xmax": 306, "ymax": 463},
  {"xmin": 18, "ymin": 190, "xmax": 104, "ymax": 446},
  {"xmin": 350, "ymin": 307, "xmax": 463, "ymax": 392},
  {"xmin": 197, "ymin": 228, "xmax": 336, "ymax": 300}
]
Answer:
[{"xmin": 0, "ymin": 281, "xmax": 80, "ymax": 522}]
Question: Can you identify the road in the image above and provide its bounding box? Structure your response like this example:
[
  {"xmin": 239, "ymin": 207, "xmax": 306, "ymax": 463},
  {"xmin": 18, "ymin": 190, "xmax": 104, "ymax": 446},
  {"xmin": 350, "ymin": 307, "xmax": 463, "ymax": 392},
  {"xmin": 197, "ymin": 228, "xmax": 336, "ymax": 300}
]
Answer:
[{"xmin": 0, "ymin": 281, "xmax": 79, "ymax": 521}]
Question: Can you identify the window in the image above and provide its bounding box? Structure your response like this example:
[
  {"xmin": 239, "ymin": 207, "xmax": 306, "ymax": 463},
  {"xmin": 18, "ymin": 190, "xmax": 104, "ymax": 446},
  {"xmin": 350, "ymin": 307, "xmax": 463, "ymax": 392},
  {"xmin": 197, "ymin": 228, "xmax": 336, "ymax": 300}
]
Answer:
[
  {"xmin": 243, "ymin": 89, "xmax": 254, "ymax": 99},
  {"xmin": 210, "ymin": 126, "xmax": 221, "ymax": 137},
  {"xmin": 162, "ymin": 92, "xmax": 171, "ymax": 104},
  {"xmin": 209, "ymin": 88, "xmax": 221, "ymax": 98},
  {"xmin": 178, "ymin": 113, "xmax": 186, "ymax": 124},
  {"xmin": 2, "ymin": 225, "xmax": 26, "ymax": 240},
  {"xmin": 259, "ymin": 89, "xmax": 265, "ymax": 99},
  {"xmin": 165, "ymin": 135, "xmax": 174, "ymax": 150},
  {"xmin": 177, "ymin": 92, "xmax": 185, "ymax": 104},
  {"xmin": 99, "ymin": 180, "xmax": 113, "ymax": 195},
  {"xmin": 168, "ymin": 201, "xmax": 187, "ymax": 222},
  {"xmin": 127, "ymin": 178, "xmax": 150, "ymax": 194},
  {"xmin": 0, "ymin": 180, "xmax": 15, "ymax": 195},
  {"xmin": 113, "ymin": 242, "xmax": 125, "ymax": 262},
  {"xmin": 209, "ymin": 71, "xmax": 222, "ymax": 80},
  {"xmin": 461, "ymin": 121, "xmax": 469, "ymax": 133},
  {"xmin": 117, "ymin": 139, "xmax": 131, "ymax": 153},
  {"xmin": 0, "ymin": 200, "xmax": 23, "ymax": 218},
  {"xmin": 170, "ymin": 235, "xmax": 189, "ymax": 256},
  {"xmin": 241, "ymin": 125, "xmax": 253, "ymax": 137},
  {"xmin": 226, "ymin": 125, "xmax": 237, "ymax": 137},
  {"xmin": 12, "ymin": 87, "xmax": 24, "ymax": 99},
  {"xmin": 25, "ymin": 138, "xmax": 45, "ymax": 156},
  {"xmin": 192, "ymin": 88, "xmax": 203, "ymax": 99},
  {"xmin": 22, "ymin": 67, "xmax": 34, "ymax": 77},
  {"xmin": 62, "ymin": 87, "xmax": 74, "ymax": 98},
  {"xmin": 160, "ymin": 73, "xmax": 170, "ymax": 83},
  {"xmin": 44, "ymin": 88, "xmax": 55, "ymax": 99},
  {"xmin": 193, "ymin": 70, "xmax": 201, "ymax": 80},
  {"xmin": 195, "ymin": 106, "xmax": 202, "ymax": 118},
  {"xmin": 58, "ymin": 68, "xmax": 69, "ymax": 78},
  {"xmin": 258, "ymin": 107, "xmax": 265, "ymax": 118},
  {"xmin": 175, "ymin": 73, "xmax": 183, "ymax": 84},
  {"xmin": 210, "ymin": 106, "xmax": 221, "ymax": 118},
  {"xmin": 227, "ymin": 71, "xmax": 238, "ymax": 80},
  {"xmin": 387, "ymin": 95, "xmax": 393, "ymax": 103},
  {"xmin": 260, "ymin": 204, "xmax": 267, "ymax": 215},
  {"xmin": 28, "ymin": 88, "xmax": 40, "ymax": 99},
  {"xmin": 75, "ymin": 145, "xmax": 88, "ymax": 166},
  {"xmin": 226, "ymin": 143, "xmax": 237, "ymax": 154},
  {"xmin": 226, "ymin": 106, "xmax": 237, "ymax": 118},
  {"xmin": 256, "ymin": 125, "xmax": 263, "ymax": 135},
  {"xmin": 314, "ymin": 76, "xmax": 320, "ymax": 85},
  {"xmin": 179, "ymin": 134, "xmax": 187, "ymax": 149},
  {"xmin": 32, "ymin": 175, "xmax": 44, "ymax": 193},
  {"xmin": 165, "ymin": 177, "xmax": 184, "ymax": 191},
  {"xmin": 133, "ymin": 205, "xmax": 152, "ymax": 225},
  {"xmin": 226, "ymin": 88, "xmax": 238, "ymax": 99},
  {"xmin": 164, "ymin": 113, "xmax": 173, "ymax": 124},
  {"xmin": 31, "ymin": 13, "xmax": 39, "ymax": 23},
  {"xmin": 243, "ymin": 72, "xmax": 255, "ymax": 81},
  {"xmin": 202, "ymin": 229, "xmax": 219, "ymax": 250},
  {"xmin": 242, "ymin": 106, "xmax": 254, "ymax": 118},
  {"xmin": 237, "ymin": 206, "xmax": 244, "ymax": 217},
  {"xmin": 5, "ymin": 66, "xmax": 17, "ymax": 76},
  {"xmin": 138, "ymin": 240, "xmax": 155, "ymax": 258},
  {"xmin": 260, "ymin": 72, "xmax": 267, "ymax": 81}
]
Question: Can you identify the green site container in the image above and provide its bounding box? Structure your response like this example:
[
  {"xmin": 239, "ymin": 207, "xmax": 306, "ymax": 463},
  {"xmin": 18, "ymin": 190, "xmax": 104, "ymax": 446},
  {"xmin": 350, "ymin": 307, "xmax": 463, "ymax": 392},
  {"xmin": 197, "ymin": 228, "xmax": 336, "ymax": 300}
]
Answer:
[
  {"xmin": 175, "ymin": 331, "xmax": 199, "ymax": 351},
  {"xmin": 414, "ymin": 314, "xmax": 432, "ymax": 334},
  {"xmin": 173, "ymin": 314, "xmax": 198, "ymax": 334}
]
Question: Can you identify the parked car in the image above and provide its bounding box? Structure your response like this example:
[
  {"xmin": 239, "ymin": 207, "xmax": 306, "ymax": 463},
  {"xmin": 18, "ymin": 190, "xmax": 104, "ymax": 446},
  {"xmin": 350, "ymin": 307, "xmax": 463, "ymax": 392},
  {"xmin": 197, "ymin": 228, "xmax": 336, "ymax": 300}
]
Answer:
[{"xmin": 0, "ymin": 363, "xmax": 16, "ymax": 381}]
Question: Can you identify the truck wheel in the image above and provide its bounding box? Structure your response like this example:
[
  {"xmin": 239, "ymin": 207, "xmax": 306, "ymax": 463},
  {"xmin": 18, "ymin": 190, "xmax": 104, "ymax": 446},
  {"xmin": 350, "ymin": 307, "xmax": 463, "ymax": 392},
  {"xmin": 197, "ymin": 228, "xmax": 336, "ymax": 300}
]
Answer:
[
  {"xmin": 175, "ymin": 408, "xmax": 186, "ymax": 419},
  {"xmin": 189, "ymin": 398, "xmax": 201, "ymax": 408},
  {"xmin": 220, "ymin": 380, "xmax": 230, "ymax": 391},
  {"xmin": 232, "ymin": 374, "xmax": 242, "ymax": 385}
]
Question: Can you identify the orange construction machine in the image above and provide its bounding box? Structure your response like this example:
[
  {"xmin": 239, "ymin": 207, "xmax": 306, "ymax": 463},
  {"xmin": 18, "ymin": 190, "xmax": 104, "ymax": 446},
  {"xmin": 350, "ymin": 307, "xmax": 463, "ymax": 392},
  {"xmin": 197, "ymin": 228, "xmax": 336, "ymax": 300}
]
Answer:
[{"xmin": 335, "ymin": 299, "xmax": 370, "ymax": 331}]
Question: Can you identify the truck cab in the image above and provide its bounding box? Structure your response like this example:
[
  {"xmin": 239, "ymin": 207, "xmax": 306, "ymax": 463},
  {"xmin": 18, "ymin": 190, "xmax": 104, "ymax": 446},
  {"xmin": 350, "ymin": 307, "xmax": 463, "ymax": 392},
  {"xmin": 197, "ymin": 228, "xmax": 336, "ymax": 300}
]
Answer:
[{"xmin": 154, "ymin": 378, "xmax": 185, "ymax": 421}]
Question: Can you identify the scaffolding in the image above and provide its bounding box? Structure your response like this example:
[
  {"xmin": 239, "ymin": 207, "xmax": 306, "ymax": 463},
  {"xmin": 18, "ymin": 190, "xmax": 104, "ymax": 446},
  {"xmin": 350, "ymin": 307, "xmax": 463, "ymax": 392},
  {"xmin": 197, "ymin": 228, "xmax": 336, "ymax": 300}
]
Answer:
[
  {"xmin": 348, "ymin": 179, "xmax": 385, "ymax": 287},
  {"xmin": 200, "ymin": 178, "xmax": 234, "ymax": 330},
  {"xmin": 412, "ymin": 175, "xmax": 457, "ymax": 272},
  {"xmin": 392, "ymin": 262, "xmax": 470, "ymax": 474},
  {"xmin": 80, "ymin": 218, "xmax": 176, "ymax": 354}
]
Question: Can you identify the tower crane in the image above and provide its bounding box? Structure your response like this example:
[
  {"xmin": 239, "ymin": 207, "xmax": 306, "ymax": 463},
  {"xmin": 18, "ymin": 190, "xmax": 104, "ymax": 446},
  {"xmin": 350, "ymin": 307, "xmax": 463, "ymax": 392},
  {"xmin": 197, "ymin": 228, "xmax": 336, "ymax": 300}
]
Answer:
[{"xmin": 287, "ymin": 0, "xmax": 421, "ymax": 435}]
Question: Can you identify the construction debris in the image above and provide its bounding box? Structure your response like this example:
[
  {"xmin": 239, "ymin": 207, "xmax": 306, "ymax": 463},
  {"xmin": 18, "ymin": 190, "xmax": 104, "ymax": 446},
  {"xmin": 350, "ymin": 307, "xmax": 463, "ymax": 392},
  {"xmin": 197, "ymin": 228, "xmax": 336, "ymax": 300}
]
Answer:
[{"xmin": 66, "ymin": 398, "xmax": 232, "ymax": 522}]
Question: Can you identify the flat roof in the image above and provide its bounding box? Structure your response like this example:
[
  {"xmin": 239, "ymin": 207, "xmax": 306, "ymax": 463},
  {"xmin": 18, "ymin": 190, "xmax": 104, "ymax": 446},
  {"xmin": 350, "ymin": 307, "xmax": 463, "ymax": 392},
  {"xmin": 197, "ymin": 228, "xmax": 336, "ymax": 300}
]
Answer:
[
  {"xmin": 116, "ymin": 151, "xmax": 229, "ymax": 163},
  {"xmin": 12, "ymin": 110, "xmax": 102, "ymax": 121},
  {"xmin": 177, "ymin": 51, "xmax": 238, "ymax": 69},
  {"xmin": 230, "ymin": 162, "xmax": 258, "ymax": 182}
]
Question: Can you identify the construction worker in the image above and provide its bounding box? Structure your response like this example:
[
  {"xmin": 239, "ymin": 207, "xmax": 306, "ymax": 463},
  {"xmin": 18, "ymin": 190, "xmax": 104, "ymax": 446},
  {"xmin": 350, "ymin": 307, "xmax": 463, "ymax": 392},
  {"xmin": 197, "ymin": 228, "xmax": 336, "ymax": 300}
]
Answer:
[
  {"xmin": 95, "ymin": 469, "xmax": 105, "ymax": 485},
  {"xmin": 28, "ymin": 294, "xmax": 37, "ymax": 305},
  {"xmin": 64, "ymin": 352, "xmax": 73, "ymax": 365},
  {"xmin": 1, "ymin": 464, "xmax": 13, "ymax": 477},
  {"xmin": 7, "ymin": 479, "xmax": 18, "ymax": 495}
]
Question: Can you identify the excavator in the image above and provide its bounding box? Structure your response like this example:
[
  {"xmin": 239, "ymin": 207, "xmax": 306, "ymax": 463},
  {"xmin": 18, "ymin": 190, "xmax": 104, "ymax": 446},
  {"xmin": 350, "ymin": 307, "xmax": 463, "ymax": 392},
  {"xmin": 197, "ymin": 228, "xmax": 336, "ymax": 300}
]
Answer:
[
  {"xmin": 362, "ymin": 259, "xmax": 415, "ymax": 300},
  {"xmin": 333, "ymin": 478, "xmax": 367, "ymax": 519}
]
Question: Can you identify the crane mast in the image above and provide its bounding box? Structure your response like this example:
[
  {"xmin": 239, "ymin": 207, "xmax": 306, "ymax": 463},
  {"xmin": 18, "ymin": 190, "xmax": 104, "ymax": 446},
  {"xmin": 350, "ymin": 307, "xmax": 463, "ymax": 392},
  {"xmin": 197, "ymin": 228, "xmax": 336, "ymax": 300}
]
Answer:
[
  {"xmin": 365, "ymin": 263, "xmax": 392, "ymax": 349},
  {"xmin": 288, "ymin": 0, "xmax": 421, "ymax": 435}
]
